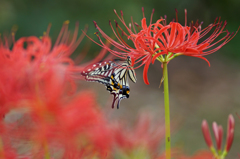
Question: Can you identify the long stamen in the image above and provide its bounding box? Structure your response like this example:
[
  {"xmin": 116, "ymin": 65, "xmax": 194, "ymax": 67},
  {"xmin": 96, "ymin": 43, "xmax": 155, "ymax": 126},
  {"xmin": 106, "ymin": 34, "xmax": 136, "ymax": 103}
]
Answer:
[
  {"xmin": 195, "ymin": 20, "xmax": 199, "ymax": 28},
  {"xmin": 164, "ymin": 15, "xmax": 167, "ymax": 26},
  {"xmin": 68, "ymin": 23, "xmax": 87, "ymax": 55},
  {"xmin": 131, "ymin": 16, "xmax": 137, "ymax": 34},
  {"xmin": 175, "ymin": 8, "xmax": 178, "ymax": 22},
  {"xmin": 11, "ymin": 32, "xmax": 15, "ymax": 44},
  {"xmin": 115, "ymin": 21, "xmax": 130, "ymax": 37},
  {"xmin": 185, "ymin": 9, "xmax": 187, "ymax": 26},
  {"xmin": 61, "ymin": 20, "xmax": 70, "ymax": 44},
  {"xmin": 54, "ymin": 22, "xmax": 66, "ymax": 47},
  {"xmin": 150, "ymin": 8, "xmax": 155, "ymax": 25},
  {"xmin": 109, "ymin": 20, "xmax": 130, "ymax": 47},
  {"xmin": 120, "ymin": 10, "xmax": 124, "ymax": 20},
  {"xmin": 129, "ymin": 23, "xmax": 132, "ymax": 31},
  {"xmin": 115, "ymin": 21, "xmax": 134, "ymax": 49},
  {"xmin": 93, "ymin": 20, "xmax": 130, "ymax": 51},
  {"xmin": 142, "ymin": 7, "xmax": 145, "ymax": 18},
  {"xmin": 134, "ymin": 22, "xmax": 142, "ymax": 32},
  {"xmin": 114, "ymin": 9, "xmax": 134, "ymax": 35},
  {"xmin": 68, "ymin": 21, "xmax": 79, "ymax": 47},
  {"xmin": 199, "ymin": 21, "xmax": 203, "ymax": 31},
  {"xmin": 45, "ymin": 23, "xmax": 52, "ymax": 36}
]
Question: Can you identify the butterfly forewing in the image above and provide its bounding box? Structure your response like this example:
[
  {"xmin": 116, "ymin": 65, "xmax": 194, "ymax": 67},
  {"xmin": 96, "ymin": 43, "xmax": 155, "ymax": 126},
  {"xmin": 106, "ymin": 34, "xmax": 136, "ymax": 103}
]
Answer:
[{"xmin": 127, "ymin": 67, "xmax": 137, "ymax": 83}]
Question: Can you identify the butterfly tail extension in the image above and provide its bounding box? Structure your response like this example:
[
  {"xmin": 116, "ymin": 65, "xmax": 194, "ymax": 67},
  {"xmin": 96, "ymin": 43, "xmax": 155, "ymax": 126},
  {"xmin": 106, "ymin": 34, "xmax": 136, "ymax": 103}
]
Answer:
[{"xmin": 111, "ymin": 93, "xmax": 117, "ymax": 109}]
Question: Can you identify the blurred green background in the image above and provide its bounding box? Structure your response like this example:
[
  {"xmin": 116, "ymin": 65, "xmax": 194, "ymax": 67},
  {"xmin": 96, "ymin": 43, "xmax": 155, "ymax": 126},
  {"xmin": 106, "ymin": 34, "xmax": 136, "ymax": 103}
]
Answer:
[{"xmin": 1, "ymin": 0, "xmax": 240, "ymax": 158}]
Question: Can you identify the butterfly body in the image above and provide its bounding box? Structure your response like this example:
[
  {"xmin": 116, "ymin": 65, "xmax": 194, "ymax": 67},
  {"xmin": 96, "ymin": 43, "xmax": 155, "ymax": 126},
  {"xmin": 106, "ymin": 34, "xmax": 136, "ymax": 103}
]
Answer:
[{"xmin": 81, "ymin": 57, "xmax": 136, "ymax": 109}]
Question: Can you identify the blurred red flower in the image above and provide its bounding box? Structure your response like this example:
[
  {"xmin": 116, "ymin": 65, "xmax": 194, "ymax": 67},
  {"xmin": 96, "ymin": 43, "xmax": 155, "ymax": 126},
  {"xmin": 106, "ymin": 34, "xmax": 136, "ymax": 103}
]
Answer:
[
  {"xmin": 177, "ymin": 150, "xmax": 213, "ymax": 159},
  {"xmin": 111, "ymin": 113, "xmax": 165, "ymax": 158},
  {"xmin": 0, "ymin": 21, "xmax": 86, "ymax": 116}
]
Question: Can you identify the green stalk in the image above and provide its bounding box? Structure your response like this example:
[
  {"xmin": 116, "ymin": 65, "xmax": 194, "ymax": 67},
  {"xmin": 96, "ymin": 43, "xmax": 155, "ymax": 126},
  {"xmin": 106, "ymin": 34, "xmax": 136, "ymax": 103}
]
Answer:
[
  {"xmin": 163, "ymin": 62, "xmax": 171, "ymax": 159},
  {"xmin": 0, "ymin": 135, "xmax": 4, "ymax": 158},
  {"xmin": 44, "ymin": 141, "xmax": 51, "ymax": 159}
]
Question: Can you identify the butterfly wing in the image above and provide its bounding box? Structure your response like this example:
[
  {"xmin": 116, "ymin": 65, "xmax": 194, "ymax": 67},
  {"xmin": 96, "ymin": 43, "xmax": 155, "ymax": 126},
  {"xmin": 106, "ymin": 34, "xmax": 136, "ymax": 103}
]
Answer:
[
  {"xmin": 110, "ymin": 65, "xmax": 130, "ymax": 109},
  {"xmin": 81, "ymin": 57, "xmax": 135, "ymax": 109}
]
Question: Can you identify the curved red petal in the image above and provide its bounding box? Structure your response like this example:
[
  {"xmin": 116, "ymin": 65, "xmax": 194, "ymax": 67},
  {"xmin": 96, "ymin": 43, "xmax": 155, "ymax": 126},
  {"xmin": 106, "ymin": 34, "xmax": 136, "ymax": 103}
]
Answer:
[
  {"xmin": 184, "ymin": 48, "xmax": 199, "ymax": 54},
  {"xmin": 202, "ymin": 120, "xmax": 213, "ymax": 148},
  {"xmin": 218, "ymin": 125, "xmax": 223, "ymax": 151},
  {"xmin": 169, "ymin": 22, "xmax": 177, "ymax": 47},
  {"xmin": 192, "ymin": 56, "xmax": 211, "ymax": 67},
  {"xmin": 152, "ymin": 51, "xmax": 166, "ymax": 64},
  {"xmin": 212, "ymin": 122, "xmax": 220, "ymax": 150},
  {"xmin": 143, "ymin": 58, "xmax": 151, "ymax": 85}
]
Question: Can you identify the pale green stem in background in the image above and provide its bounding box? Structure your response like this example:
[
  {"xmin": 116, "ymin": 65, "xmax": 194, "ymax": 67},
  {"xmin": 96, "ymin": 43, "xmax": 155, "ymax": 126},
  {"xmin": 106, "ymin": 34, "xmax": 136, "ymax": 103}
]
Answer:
[
  {"xmin": 220, "ymin": 150, "xmax": 228, "ymax": 159},
  {"xmin": 163, "ymin": 62, "xmax": 171, "ymax": 159},
  {"xmin": 0, "ymin": 136, "xmax": 4, "ymax": 158},
  {"xmin": 44, "ymin": 141, "xmax": 51, "ymax": 159},
  {"xmin": 210, "ymin": 146, "xmax": 219, "ymax": 159},
  {"xmin": 217, "ymin": 150, "xmax": 222, "ymax": 156}
]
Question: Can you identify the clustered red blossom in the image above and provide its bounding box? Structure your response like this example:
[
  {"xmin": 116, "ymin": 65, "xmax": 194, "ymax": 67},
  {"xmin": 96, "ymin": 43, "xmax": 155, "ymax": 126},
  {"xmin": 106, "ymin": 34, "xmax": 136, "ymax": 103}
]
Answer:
[{"xmin": 90, "ymin": 8, "xmax": 238, "ymax": 84}]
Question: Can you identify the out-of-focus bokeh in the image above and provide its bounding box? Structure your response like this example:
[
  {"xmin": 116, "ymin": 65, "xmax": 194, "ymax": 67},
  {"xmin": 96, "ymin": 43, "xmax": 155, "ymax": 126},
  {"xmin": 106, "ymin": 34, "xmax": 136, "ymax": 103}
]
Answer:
[{"xmin": 1, "ymin": 0, "xmax": 240, "ymax": 157}]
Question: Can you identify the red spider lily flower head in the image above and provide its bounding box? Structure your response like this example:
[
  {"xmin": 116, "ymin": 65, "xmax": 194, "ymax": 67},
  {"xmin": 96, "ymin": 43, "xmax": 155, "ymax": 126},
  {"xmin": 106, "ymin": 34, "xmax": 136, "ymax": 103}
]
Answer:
[
  {"xmin": 53, "ymin": 92, "xmax": 113, "ymax": 158},
  {"xmin": 89, "ymin": 8, "xmax": 238, "ymax": 85},
  {"xmin": 8, "ymin": 91, "xmax": 113, "ymax": 158},
  {"xmin": 0, "ymin": 21, "xmax": 86, "ymax": 116},
  {"xmin": 111, "ymin": 113, "xmax": 165, "ymax": 158},
  {"xmin": 201, "ymin": 114, "xmax": 234, "ymax": 158}
]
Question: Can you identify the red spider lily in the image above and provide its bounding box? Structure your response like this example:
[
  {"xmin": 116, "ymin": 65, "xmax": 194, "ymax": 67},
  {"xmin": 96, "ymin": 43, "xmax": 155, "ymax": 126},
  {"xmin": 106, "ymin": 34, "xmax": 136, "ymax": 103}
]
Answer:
[
  {"xmin": 111, "ymin": 113, "xmax": 165, "ymax": 158},
  {"xmin": 4, "ymin": 72, "xmax": 112, "ymax": 157},
  {"xmin": 0, "ymin": 22, "xmax": 88, "ymax": 145},
  {"xmin": 35, "ymin": 92, "xmax": 112, "ymax": 158},
  {"xmin": 89, "ymin": 8, "xmax": 238, "ymax": 84},
  {"xmin": 0, "ymin": 20, "xmax": 110, "ymax": 119},
  {"xmin": 0, "ymin": 21, "xmax": 85, "ymax": 112},
  {"xmin": 6, "ymin": 90, "xmax": 112, "ymax": 158},
  {"xmin": 201, "ymin": 114, "xmax": 234, "ymax": 158},
  {"xmin": 177, "ymin": 150, "xmax": 213, "ymax": 159}
]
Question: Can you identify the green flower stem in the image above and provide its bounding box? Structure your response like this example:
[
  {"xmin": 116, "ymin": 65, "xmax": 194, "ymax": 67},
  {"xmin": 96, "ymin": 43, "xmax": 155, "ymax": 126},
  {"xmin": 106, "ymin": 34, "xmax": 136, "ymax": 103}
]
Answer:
[
  {"xmin": 220, "ymin": 150, "xmax": 228, "ymax": 159},
  {"xmin": 210, "ymin": 147, "xmax": 219, "ymax": 159},
  {"xmin": 167, "ymin": 53, "xmax": 181, "ymax": 62},
  {"xmin": 0, "ymin": 135, "xmax": 4, "ymax": 158},
  {"xmin": 44, "ymin": 141, "xmax": 51, "ymax": 159},
  {"xmin": 163, "ymin": 62, "xmax": 171, "ymax": 159}
]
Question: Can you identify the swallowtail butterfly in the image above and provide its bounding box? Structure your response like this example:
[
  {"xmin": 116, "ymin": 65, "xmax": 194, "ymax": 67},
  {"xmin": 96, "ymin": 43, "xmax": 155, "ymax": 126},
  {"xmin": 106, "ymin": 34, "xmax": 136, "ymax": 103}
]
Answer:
[{"xmin": 81, "ymin": 56, "xmax": 136, "ymax": 109}]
